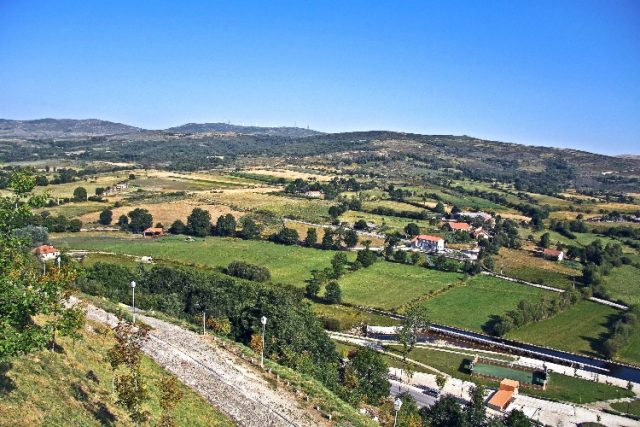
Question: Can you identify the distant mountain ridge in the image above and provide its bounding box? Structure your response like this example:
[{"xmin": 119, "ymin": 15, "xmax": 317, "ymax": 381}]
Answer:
[
  {"xmin": 0, "ymin": 118, "xmax": 143, "ymax": 138},
  {"xmin": 0, "ymin": 118, "xmax": 321, "ymax": 138},
  {"xmin": 166, "ymin": 122, "xmax": 322, "ymax": 137}
]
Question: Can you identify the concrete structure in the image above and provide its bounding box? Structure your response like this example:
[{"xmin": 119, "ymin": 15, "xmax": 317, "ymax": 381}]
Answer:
[
  {"xmin": 34, "ymin": 244, "xmax": 60, "ymax": 261},
  {"xmin": 458, "ymin": 211, "xmax": 493, "ymax": 222},
  {"xmin": 411, "ymin": 234, "xmax": 445, "ymax": 252},
  {"xmin": 303, "ymin": 190, "xmax": 323, "ymax": 199}
]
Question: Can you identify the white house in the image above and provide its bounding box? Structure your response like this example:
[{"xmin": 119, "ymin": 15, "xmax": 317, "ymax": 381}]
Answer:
[
  {"xmin": 34, "ymin": 245, "xmax": 60, "ymax": 261},
  {"xmin": 410, "ymin": 235, "xmax": 445, "ymax": 252}
]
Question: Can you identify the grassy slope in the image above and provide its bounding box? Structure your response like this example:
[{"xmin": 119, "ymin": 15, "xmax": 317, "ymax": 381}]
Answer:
[
  {"xmin": 338, "ymin": 261, "xmax": 464, "ymax": 310},
  {"xmin": 0, "ymin": 320, "xmax": 233, "ymax": 427},
  {"xmin": 420, "ymin": 275, "xmax": 547, "ymax": 332},
  {"xmin": 601, "ymin": 264, "xmax": 640, "ymax": 305},
  {"xmin": 507, "ymin": 300, "xmax": 619, "ymax": 358},
  {"xmin": 52, "ymin": 233, "xmax": 342, "ymax": 286}
]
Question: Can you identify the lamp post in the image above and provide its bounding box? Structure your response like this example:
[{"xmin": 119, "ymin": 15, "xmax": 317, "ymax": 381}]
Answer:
[
  {"xmin": 202, "ymin": 309, "xmax": 206, "ymax": 335},
  {"xmin": 393, "ymin": 397, "xmax": 403, "ymax": 427},
  {"xmin": 260, "ymin": 316, "xmax": 267, "ymax": 368},
  {"xmin": 130, "ymin": 281, "xmax": 136, "ymax": 323},
  {"xmin": 56, "ymin": 255, "xmax": 61, "ymax": 270}
]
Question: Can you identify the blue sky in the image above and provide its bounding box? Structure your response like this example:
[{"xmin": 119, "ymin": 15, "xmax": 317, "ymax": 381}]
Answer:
[{"xmin": 1, "ymin": 1, "xmax": 638, "ymax": 154}]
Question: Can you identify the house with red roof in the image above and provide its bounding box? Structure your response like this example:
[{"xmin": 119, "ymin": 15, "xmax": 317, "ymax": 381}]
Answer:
[
  {"xmin": 34, "ymin": 244, "xmax": 60, "ymax": 261},
  {"xmin": 143, "ymin": 227, "xmax": 164, "ymax": 237},
  {"xmin": 444, "ymin": 222, "xmax": 471, "ymax": 232},
  {"xmin": 543, "ymin": 248, "xmax": 564, "ymax": 261},
  {"xmin": 410, "ymin": 235, "xmax": 445, "ymax": 252}
]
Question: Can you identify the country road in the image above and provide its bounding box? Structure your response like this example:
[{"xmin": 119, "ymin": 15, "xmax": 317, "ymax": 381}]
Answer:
[{"xmin": 77, "ymin": 299, "xmax": 324, "ymax": 427}]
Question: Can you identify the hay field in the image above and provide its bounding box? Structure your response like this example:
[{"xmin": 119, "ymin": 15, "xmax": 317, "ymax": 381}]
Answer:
[{"xmin": 78, "ymin": 200, "xmax": 242, "ymax": 226}]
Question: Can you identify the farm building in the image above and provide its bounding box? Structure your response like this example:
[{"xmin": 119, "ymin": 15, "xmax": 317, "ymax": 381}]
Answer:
[
  {"xmin": 487, "ymin": 379, "xmax": 519, "ymax": 411},
  {"xmin": 458, "ymin": 211, "xmax": 493, "ymax": 222},
  {"xmin": 143, "ymin": 227, "xmax": 164, "ymax": 237},
  {"xmin": 303, "ymin": 190, "xmax": 324, "ymax": 199},
  {"xmin": 411, "ymin": 235, "xmax": 445, "ymax": 252},
  {"xmin": 34, "ymin": 244, "xmax": 60, "ymax": 261},
  {"xmin": 542, "ymin": 248, "xmax": 564, "ymax": 261},
  {"xmin": 444, "ymin": 222, "xmax": 471, "ymax": 232},
  {"xmin": 471, "ymin": 227, "xmax": 489, "ymax": 239}
]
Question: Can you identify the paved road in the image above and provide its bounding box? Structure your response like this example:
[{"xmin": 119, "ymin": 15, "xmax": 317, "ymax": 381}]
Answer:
[{"xmin": 79, "ymin": 299, "xmax": 323, "ymax": 427}]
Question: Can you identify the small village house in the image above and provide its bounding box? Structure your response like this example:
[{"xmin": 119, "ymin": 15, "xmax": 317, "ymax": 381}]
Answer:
[
  {"xmin": 458, "ymin": 211, "xmax": 493, "ymax": 222},
  {"xmin": 487, "ymin": 379, "xmax": 519, "ymax": 411},
  {"xmin": 471, "ymin": 226, "xmax": 489, "ymax": 239},
  {"xmin": 34, "ymin": 244, "xmax": 60, "ymax": 261},
  {"xmin": 303, "ymin": 190, "xmax": 324, "ymax": 199},
  {"xmin": 543, "ymin": 248, "xmax": 564, "ymax": 261},
  {"xmin": 143, "ymin": 227, "xmax": 164, "ymax": 237},
  {"xmin": 444, "ymin": 222, "xmax": 471, "ymax": 232},
  {"xmin": 410, "ymin": 234, "xmax": 445, "ymax": 252}
]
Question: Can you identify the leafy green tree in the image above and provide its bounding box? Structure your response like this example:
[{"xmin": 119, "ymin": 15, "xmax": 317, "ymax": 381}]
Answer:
[
  {"xmin": 324, "ymin": 281, "xmax": 342, "ymax": 304},
  {"xmin": 353, "ymin": 219, "xmax": 368, "ymax": 230},
  {"xmin": 214, "ymin": 213, "xmax": 236, "ymax": 237},
  {"xmin": 35, "ymin": 175, "xmax": 49, "ymax": 186},
  {"xmin": 343, "ymin": 229, "xmax": 358, "ymax": 248},
  {"xmin": 270, "ymin": 227, "xmax": 299, "ymax": 245},
  {"xmin": 99, "ymin": 208, "xmax": 113, "ymax": 225},
  {"xmin": 344, "ymin": 347, "xmax": 390, "ymax": 404},
  {"xmin": 434, "ymin": 201, "xmax": 446, "ymax": 214},
  {"xmin": 127, "ymin": 208, "xmax": 153, "ymax": 233},
  {"xmin": 321, "ymin": 230, "xmax": 334, "ymax": 249},
  {"xmin": 356, "ymin": 247, "xmax": 377, "ymax": 267},
  {"xmin": 540, "ymin": 232, "xmax": 551, "ymax": 248},
  {"xmin": 95, "ymin": 187, "xmax": 105, "ymax": 195},
  {"xmin": 305, "ymin": 280, "xmax": 321, "ymax": 298},
  {"xmin": 68, "ymin": 218, "xmax": 82, "ymax": 232},
  {"xmin": 0, "ymin": 170, "xmax": 84, "ymax": 361},
  {"xmin": 503, "ymin": 409, "xmax": 532, "ymax": 427},
  {"xmin": 420, "ymin": 395, "xmax": 466, "ymax": 427},
  {"xmin": 331, "ymin": 252, "xmax": 349, "ymax": 278},
  {"xmin": 465, "ymin": 385, "xmax": 487, "ymax": 426},
  {"xmin": 398, "ymin": 304, "xmax": 429, "ymax": 371},
  {"xmin": 239, "ymin": 216, "xmax": 261, "ymax": 240},
  {"xmin": 117, "ymin": 214, "xmax": 129, "ymax": 229},
  {"xmin": 186, "ymin": 208, "xmax": 212, "ymax": 237},
  {"xmin": 12, "ymin": 225, "xmax": 49, "ymax": 247},
  {"xmin": 404, "ymin": 223, "xmax": 420, "ymax": 237},
  {"xmin": 169, "ymin": 219, "xmax": 186, "ymax": 235},
  {"xmin": 73, "ymin": 186, "xmax": 87, "ymax": 201},
  {"xmin": 157, "ymin": 376, "xmax": 184, "ymax": 427},
  {"xmin": 304, "ymin": 227, "xmax": 318, "ymax": 246}
]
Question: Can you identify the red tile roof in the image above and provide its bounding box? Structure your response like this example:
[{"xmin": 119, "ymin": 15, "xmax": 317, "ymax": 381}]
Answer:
[
  {"xmin": 448, "ymin": 222, "xmax": 471, "ymax": 231},
  {"xmin": 543, "ymin": 248, "xmax": 563, "ymax": 256},
  {"xmin": 35, "ymin": 245, "xmax": 59, "ymax": 255}
]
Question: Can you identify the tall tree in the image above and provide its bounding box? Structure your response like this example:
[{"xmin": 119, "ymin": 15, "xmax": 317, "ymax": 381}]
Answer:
[
  {"xmin": 127, "ymin": 208, "xmax": 153, "ymax": 233},
  {"xmin": 99, "ymin": 208, "xmax": 113, "ymax": 225},
  {"xmin": 239, "ymin": 216, "xmax": 261, "ymax": 240},
  {"xmin": 73, "ymin": 186, "xmax": 87, "ymax": 201},
  {"xmin": 214, "ymin": 213, "xmax": 236, "ymax": 237},
  {"xmin": 0, "ymin": 170, "xmax": 84, "ymax": 361},
  {"xmin": 186, "ymin": 208, "xmax": 212, "ymax": 237},
  {"xmin": 304, "ymin": 227, "xmax": 318, "ymax": 246}
]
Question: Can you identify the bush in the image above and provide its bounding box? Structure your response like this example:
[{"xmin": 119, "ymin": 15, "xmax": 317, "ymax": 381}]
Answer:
[
  {"xmin": 226, "ymin": 261, "xmax": 271, "ymax": 282},
  {"xmin": 270, "ymin": 227, "xmax": 299, "ymax": 245}
]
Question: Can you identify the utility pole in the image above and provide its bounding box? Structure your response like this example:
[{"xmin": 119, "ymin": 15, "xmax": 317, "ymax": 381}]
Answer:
[
  {"xmin": 130, "ymin": 281, "xmax": 136, "ymax": 322},
  {"xmin": 260, "ymin": 316, "xmax": 267, "ymax": 368}
]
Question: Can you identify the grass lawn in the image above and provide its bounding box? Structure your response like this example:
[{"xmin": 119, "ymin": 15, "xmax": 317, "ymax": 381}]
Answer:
[
  {"xmin": 313, "ymin": 303, "xmax": 400, "ymax": 331},
  {"xmin": 507, "ymin": 300, "xmax": 619, "ymax": 359},
  {"xmin": 0, "ymin": 320, "xmax": 233, "ymax": 427},
  {"xmin": 495, "ymin": 248, "xmax": 579, "ymax": 289},
  {"xmin": 611, "ymin": 399, "xmax": 640, "ymax": 416},
  {"xmin": 420, "ymin": 275, "xmax": 547, "ymax": 332},
  {"xmin": 338, "ymin": 261, "xmax": 464, "ymax": 310},
  {"xmin": 339, "ymin": 210, "xmax": 433, "ymax": 233},
  {"xmin": 617, "ymin": 326, "xmax": 640, "ymax": 367},
  {"xmin": 601, "ymin": 264, "xmax": 640, "ymax": 306},
  {"xmin": 52, "ymin": 233, "xmax": 345, "ymax": 287},
  {"xmin": 39, "ymin": 201, "xmax": 111, "ymax": 218}
]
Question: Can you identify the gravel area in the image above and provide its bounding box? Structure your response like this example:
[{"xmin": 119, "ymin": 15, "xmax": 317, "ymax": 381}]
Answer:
[{"xmin": 79, "ymin": 299, "xmax": 323, "ymax": 427}]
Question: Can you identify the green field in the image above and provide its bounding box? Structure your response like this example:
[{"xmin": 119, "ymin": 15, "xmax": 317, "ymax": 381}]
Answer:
[
  {"xmin": 420, "ymin": 275, "xmax": 547, "ymax": 332},
  {"xmin": 0, "ymin": 319, "xmax": 233, "ymax": 427},
  {"xmin": 52, "ymin": 233, "xmax": 344, "ymax": 286},
  {"xmin": 507, "ymin": 300, "xmax": 619, "ymax": 358},
  {"xmin": 338, "ymin": 261, "xmax": 463, "ymax": 310},
  {"xmin": 617, "ymin": 326, "xmax": 640, "ymax": 366},
  {"xmin": 611, "ymin": 399, "xmax": 640, "ymax": 416},
  {"xmin": 601, "ymin": 264, "xmax": 640, "ymax": 305}
]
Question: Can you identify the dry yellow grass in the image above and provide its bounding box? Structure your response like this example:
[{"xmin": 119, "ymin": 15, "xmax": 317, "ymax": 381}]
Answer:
[
  {"xmin": 78, "ymin": 200, "xmax": 242, "ymax": 226},
  {"xmin": 246, "ymin": 168, "xmax": 335, "ymax": 181},
  {"xmin": 499, "ymin": 213, "xmax": 531, "ymax": 222}
]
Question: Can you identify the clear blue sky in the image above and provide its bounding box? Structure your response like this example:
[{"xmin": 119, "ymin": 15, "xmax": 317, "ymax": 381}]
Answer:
[{"xmin": 1, "ymin": 1, "xmax": 638, "ymax": 154}]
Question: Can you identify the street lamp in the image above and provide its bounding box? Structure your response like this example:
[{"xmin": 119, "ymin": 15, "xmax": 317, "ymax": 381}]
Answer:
[
  {"xmin": 393, "ymin": 397, "xmax": 403, "ymax": 427},
  {"xmin": 260, "ymin": 316, "xmax": 267, "ymax": 368},
  {"xmin": 56, "ymin": 255, "xmax": 61, "ymax": 270},
  {"xmin": 130, "ymin": 281, "xmax": 136, "ymax": 323}
]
